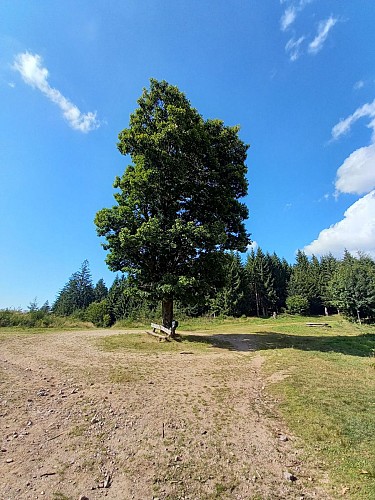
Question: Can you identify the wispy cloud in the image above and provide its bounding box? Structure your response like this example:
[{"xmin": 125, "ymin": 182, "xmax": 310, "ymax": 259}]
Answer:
[
  {"xmin": 354, "ymin": 80, "xmax": 365, "ymax": 90},
  {"xmin": 13, "ymin": 52, "xmax": 100, "ymax": 133},
  {"xmin": 280, "ymin": 3, "xmax": 337, "ymax": 61},
  {"xmin": 331, "ymin": 99, "xmax": 375, "ymax": 141},
  {"xmin": 285, "ymin": 36, "xmax": 305, "ymax": 61},
  {"xmin": 304, "ymin": 191, "xmax": 375, "ymax": 258},
  {"xmin": 308, "ymin": 16, "xmax": 337, "ymax": 54},
  {"xmin": 279, "ymin": 0, "xmax": 313, "ymax": 31},
  {"xmin": 281, "ymin": 7, "xmax": 297, "ymax": 31}
]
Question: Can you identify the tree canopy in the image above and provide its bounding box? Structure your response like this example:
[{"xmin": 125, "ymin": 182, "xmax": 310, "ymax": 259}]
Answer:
[
  {"xmin": 95, "ymin": 79, "xmax": 250, "ymax": 327},
  {"xmin": 52, "ymin": 260, "xmax": 95, "ymax": 316}
]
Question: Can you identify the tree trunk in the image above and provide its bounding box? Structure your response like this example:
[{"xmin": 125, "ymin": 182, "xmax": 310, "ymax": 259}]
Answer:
[
  {"xmin": 162, "ymin": 299, "xmax": 174, "ymax": 331},
  {"xmin": 255, "ymin": 285, "xmax": 260, "ymax": 317}
]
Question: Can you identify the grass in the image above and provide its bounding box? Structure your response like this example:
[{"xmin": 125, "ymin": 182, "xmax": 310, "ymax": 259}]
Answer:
[
  {"xmin": 2, "ymin": 313, "xmax": 374, "ymax": 497},
  {"xmin": 233, "ymin": 316, "xmax": 375, "ymax": 499},
  {"xmin": 106, "ymin": 315, "xmax": 375, "ymax": 498},
  {"xmin": 97, "ymin": 331, "xmax": 231, "ymax": 353}
]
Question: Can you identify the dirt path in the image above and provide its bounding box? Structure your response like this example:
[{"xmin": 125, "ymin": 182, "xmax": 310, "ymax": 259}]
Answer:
[{"xmin": 0, "ymin": 330, "xmax": 330, "ymax": 499}]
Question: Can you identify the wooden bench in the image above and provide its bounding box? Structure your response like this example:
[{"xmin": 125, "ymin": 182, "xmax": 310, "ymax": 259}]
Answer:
[
  {"xmin": 306, "ymin": 322, "xmax": 331, "ymax": 327},
  {"xmin": 146, "ymin": 322, "xmax": 174, "ymax": 341}
]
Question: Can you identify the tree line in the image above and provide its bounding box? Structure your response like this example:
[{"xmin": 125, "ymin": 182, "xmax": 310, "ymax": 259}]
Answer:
[{"xmin": 48, "ymin": 249, "xmax": 375, "ymax": 326}]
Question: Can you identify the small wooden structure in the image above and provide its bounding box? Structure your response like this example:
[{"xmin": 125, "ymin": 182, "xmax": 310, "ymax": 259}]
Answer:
[
  {"xmin": 306, "ymin": 322, "xmax": 330, "ymax": 328},
  {"xmin": 146, "ymin": 322, "xmax": 177, "ymax": 341}
]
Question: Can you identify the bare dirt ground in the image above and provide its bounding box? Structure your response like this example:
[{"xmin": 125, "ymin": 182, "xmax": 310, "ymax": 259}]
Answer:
[{"xmin": 0, "ymin": 329, "xmax": 331, "ymax": 500}]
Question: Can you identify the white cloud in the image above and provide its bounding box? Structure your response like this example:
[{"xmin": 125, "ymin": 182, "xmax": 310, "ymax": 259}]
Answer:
[
  {"xmin": 13, "ymin": 52, "xmax": 100, "ymax": 133},
  {"xmin": 304, "ymin": 191, "xmax": 375, "ymax": 258},
  {"xmin": 335, "ymin": 144, "xmax": 375, "ymax": 195},
  {"xmin": 247, "ymin": 241, "xmax": 259, "ymax": 253},
  {"xmin": 281, "ymin": 7, "xmax": 297, "ymax": 31},
  {"xmin": 331, "ymin": 98, "xmax": 375, "ymax": 141},
  {"xmin": 331, "ymin": 99, "xmax": 375, "ymax": 195},
  {"xmin": 305, "ymin": 97, "xmax": 375, "ymax": 258},
  {"xmin": 354, "ymin": 80, "xmax": 365, "ymax": 90},
  {"xmin": 285, "ymin": 36, "xmax": 305, "ymax": 61},
  {"xmin": 308, "ymin": 16, "xmax": 337, "ymax": 54},
  {"xmin": 279, "ymin": 0, "xmax": 314, "ymax": 32}
]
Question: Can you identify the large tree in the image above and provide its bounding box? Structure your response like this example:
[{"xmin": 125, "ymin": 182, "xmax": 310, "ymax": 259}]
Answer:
[{"xmin": 95, "ymin": 79, "xmax": 250, "ymax": 329}]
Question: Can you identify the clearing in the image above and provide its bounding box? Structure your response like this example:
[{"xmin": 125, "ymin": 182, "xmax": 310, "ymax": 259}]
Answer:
[{"xmin": 0, "ymin": 318, "xmax": 373, "ymax": 499}]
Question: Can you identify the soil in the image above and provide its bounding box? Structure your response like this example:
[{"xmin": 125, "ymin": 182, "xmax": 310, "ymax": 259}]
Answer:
[{"xmin": 0, "ymin": 329, "xmax": 331, "ymax": 500}]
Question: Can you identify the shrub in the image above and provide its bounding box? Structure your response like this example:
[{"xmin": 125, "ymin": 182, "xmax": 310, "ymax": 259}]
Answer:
[
  {"xmin": 286, "ymin": 295, "xmax": 309, "ymax": 315},
  {"xmin": 85, "ymin": 300, "xmax": 112, "ymax": 327}
]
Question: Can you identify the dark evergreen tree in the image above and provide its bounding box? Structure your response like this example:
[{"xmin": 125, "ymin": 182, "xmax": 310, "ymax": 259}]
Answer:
[
  {"xmin": 211, "ymin": 252, "xmax": 247, "ymax": 317},
  {"xmin": 106, "ymin": 275, "xmax": 130, "ymax": 321},
  {"xmin": 244, "ymin": 248, "xmax": 277, "ymax": 317},
  {"xmin": 52, "ymin": 260, "xmax": 95, "ymax": 316},
  {"xmin": 270, "ymin": 253, "xmax": 291, "ymax": 312},
  {"xmin": 318, "ymin": 253, "xmax": 338, "ymax": 313},
  {"xmin": 94, "ymin": 278, "xmax": 108, "ymax": 302},
  {"xmin": 287, "ymin": 250, "xmax": 321, "ymax": 314}
]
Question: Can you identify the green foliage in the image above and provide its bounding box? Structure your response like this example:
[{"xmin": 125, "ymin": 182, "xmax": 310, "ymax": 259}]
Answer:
[
  {"xmin": 286, "ymin": 294, "xmax": 309, "ymax": 315},
  {"xmin": 85, "ymin": 300, "xmax": 111, "ymax": 327},
  {"xmin": 0, "ymin": 309, "xmax": 92, "ymax": 329},
  {"xmin": 52, "ymin": 260, "xmax": 96, "ymax": 316},
  {"xmin": 244, "ymin": 248, "xmax": 289, "ymax": 317},
  {"xmin": 95, "ymin": 79, "xmax": 250, "ymax": 323},
  {"xmin": 328, "ymin": 251, "xmax": 375, "ymax": 322},
  {"xmin": 0, "ymin": 308, "xmax": 53, "ymax": 328},
  {"xmin": 287, "ymin": 250, "xmax": 322, "ymax": 314},
  {"xmin": 210, "ymin": 252, "xmax": 247, "ymax": 317},
  {"xmin": 94, "ymin": 278, "xmax": 108, "ymax": 302}
]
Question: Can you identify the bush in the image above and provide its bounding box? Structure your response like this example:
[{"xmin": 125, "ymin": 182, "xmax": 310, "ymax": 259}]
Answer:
[
  {"xmin": 286, "ymin": 295, "xmax": 309, "ymax": 315},
  {"xmin": 85, "ymin": 300, "xmax": 112, "ymax": 327},
  {"xmin": 0, "ymin": 309, "xmax": 54, "ymax": 328}
]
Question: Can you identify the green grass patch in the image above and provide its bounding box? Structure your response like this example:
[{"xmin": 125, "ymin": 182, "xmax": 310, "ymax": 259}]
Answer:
[
  {"xmin": 97, "ymin": 331, "xmax": 231, "ymax": 353},
  {"xmin": 243, "ymin": 317, "xmax": 375, "ymax": 499},
  {"xmin": 173, "ymin": 315, "xmax": 375, "ymax": 498}
]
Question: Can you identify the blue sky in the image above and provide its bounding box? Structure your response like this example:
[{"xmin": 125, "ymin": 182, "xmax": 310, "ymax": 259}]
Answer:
[{"xmin": 1, "ymin": 0, "xmax": 375, "ymax": 309}]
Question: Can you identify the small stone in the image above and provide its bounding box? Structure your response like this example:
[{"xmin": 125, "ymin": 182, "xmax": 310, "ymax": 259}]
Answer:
[
  {"xmin": 279, "ymin": 434, "xmax": 289, "ymax": 442},
  {"xmin": 283, "ymin": 471, "xmax": 297, "ymax": 482},
  {"xmin": 201, "ymin": 430, "xmax": 207, "ymax": 435},
  {"xmin": 174, "ymin": 455, "xmax": 182, "ymax": 462},
  {"xmin": 6, "ymin": 458, "xmax": 14, "ymax": 463},
  {"xmin": 79, "ymin": 496, "xmax": 90, "ymax": 500}
]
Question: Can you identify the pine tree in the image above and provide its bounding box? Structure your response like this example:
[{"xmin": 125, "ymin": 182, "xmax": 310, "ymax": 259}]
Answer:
[
  {"xmin": 94, "ymin": 278, "xmax": 108, "ymax": 302},
  {"xmin": 52, "ymin": 260, "xmax": 95, "ymax": 316},
  {"xmin": 287, "ymin": 250, "xmax": 321, "ymax": 314},
  {"xmin": 212, "ymin": 253, "xmax": 246, "ymax": 317}
]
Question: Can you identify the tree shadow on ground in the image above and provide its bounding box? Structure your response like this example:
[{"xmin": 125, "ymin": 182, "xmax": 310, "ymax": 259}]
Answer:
[{"xmin": 180, "ymin": 332, "xmax": 375, "ymax": 358}]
